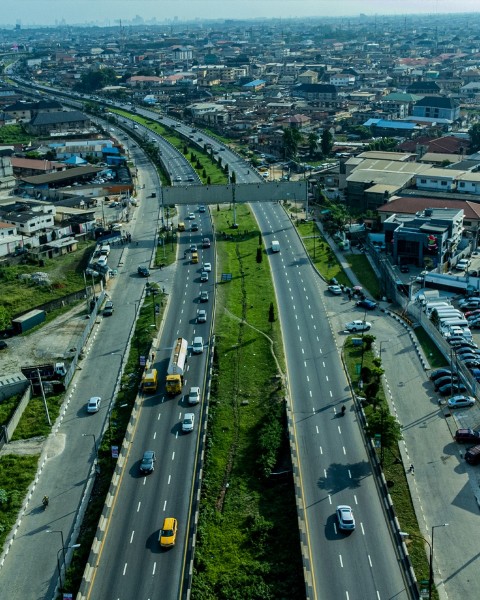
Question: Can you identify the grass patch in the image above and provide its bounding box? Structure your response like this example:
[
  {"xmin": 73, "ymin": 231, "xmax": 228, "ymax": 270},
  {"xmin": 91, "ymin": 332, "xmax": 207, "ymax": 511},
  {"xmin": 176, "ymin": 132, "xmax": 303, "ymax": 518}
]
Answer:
[
  {"xmin": 0, "ymin": 455, "xmax": 40, "ymax": 549},
  {"xmin": 11, "ymin": 394, "xmax": 64, "ymax": 441},
  {"xmin": 192, "ymin": 205, "xmax": 304, "ymax": 599},
  {"xmin": 412, "ymin": 326, "xmax": 447, "ymax": 369},
  {"xmin": 0, "ymin": 124, "xmax": 32, "ymax": 144},
  {"xmin": 0, "ymin": 395, "xmax": 21, "ymax": 427},
  {"xmin": 0, "ymin": 240, "xmax": 95, "ymax": 319},
  {"xmin": 344, "ymin": 254, "xmax": 381, "ymax": 299}
]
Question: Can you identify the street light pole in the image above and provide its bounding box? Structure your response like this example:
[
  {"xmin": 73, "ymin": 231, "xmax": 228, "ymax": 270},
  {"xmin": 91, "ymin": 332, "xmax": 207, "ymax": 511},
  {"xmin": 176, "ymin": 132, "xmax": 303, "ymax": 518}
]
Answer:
[
  {"xmin": 47, "ymin": 529, "xmax": 65, "ymax": 568},
  {"xmin": 56, "ymin": 543, "xmax": 80, "ymax": 591}
]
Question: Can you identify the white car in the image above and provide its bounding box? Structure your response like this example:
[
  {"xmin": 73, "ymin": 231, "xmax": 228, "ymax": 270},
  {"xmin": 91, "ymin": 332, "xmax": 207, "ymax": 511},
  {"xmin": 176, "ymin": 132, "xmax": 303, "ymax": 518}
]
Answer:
[
  {"xmin": 336, "ymin": 505, "xmax": 355, "ymax": 531},
  {"xmin": 188, "ymin": 387, "xmax": 201, "ymax": 405},
  {"xmin": 188, "ymin": 212, "xmax": 195, "ymax": 220},
  {"xmin": 97, "ymin": 256, "xmax": 108, "ymax": 267},
  {"xmin": 447, "ymin": 395, "xmax": 475, "ymax": 409},
  {"xmin": 203, "ymin": 263, "xmax": 212, "ymax": 272},
  {"xmin": 182, "ymin": 413, "xmax": 195, "ymax": 432},
  {"xmin": 345, "ymin": 320, "xmax": 371, "ymax": 333},
  {"xmin": 87, "ymin": 396, "xmax": 101, "ymax": 413},
  {"xmin": 328, "ymin": 285, "xmax": 342, "ymax": 295}
]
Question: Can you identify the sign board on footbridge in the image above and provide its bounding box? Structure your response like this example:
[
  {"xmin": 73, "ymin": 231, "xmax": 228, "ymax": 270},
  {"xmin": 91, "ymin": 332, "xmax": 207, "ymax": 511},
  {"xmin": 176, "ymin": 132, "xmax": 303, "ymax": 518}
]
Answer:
[{"xmin": 162, "ymin": 181, "xmax": 307, "ymax": 207}]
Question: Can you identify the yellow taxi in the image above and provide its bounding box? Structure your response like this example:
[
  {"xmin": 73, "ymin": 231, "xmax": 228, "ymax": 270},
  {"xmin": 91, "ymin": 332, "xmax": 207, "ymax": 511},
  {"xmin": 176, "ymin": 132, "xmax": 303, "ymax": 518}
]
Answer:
[{"xmin": 159, "ymin": 517, "xmax": 178, "ymax": 548}]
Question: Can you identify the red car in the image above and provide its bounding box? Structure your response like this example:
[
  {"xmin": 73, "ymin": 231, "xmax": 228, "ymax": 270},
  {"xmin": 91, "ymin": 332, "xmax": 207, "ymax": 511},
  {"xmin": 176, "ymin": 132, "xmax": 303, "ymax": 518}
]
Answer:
[{"xmin": 464, "ymin": 309, "xmax": 480, "ymax": 319}]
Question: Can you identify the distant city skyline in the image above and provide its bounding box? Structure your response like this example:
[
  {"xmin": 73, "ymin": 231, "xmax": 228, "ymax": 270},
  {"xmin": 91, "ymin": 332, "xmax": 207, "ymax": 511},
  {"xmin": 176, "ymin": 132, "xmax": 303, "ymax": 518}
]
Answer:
[{"xmin": 1, "ymin": 0, "xmax": 480, "ymax": 28}]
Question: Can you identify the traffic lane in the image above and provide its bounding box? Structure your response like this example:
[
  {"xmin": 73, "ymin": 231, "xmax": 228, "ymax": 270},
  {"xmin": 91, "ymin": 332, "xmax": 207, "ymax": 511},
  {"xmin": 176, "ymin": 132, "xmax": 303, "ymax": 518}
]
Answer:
[
  {"xmin": 300, "ymin": 402, "xmax": 408, "ymax": 600},
  {"xmin": 89, "ymin": 391, "xmax": 201, "ymax": 600}
]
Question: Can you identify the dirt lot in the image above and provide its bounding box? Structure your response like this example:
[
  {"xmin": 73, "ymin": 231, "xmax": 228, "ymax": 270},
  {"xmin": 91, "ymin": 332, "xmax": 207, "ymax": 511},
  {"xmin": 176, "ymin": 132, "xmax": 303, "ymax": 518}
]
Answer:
[{"xmin": 0, "ymin": 303, "xmax": 88, "ymax": 377}]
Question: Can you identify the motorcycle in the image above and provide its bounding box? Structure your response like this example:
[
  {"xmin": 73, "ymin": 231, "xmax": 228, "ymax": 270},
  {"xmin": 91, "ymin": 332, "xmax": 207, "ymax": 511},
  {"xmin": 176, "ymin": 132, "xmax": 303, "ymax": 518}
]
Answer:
[
  {"xmin": 340, "ymin": 405, "xmax": 346, "ymax": 416},
  {"xmin": 42, "ymin": 496, "xmax": 49, "ymax": 509}
]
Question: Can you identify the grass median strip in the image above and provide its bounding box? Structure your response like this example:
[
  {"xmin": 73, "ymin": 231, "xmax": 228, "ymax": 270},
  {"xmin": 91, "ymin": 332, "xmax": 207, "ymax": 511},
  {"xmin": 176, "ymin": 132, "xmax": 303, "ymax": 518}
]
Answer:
[{"xmin": 192, "ymin": 204, "xmax": 304, "ymax": 599}]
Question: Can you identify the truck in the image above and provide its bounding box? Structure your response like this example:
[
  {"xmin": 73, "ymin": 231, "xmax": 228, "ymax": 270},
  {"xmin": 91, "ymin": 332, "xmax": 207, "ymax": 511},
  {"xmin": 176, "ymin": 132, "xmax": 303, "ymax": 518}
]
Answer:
[
  {"xmin": 166, "ymin": 338, "xmax": 188, "ymax": 396},
  {"xmin": 142, "ymin": 368, "xmax": 158, "ymax": 393},
  {"xmin": 271, "ymin": 240, "xmax": 280, "ymax": 253},
  {"xmin": 21, "ymin": 362, "xmax": 67, "ymax": 380}
]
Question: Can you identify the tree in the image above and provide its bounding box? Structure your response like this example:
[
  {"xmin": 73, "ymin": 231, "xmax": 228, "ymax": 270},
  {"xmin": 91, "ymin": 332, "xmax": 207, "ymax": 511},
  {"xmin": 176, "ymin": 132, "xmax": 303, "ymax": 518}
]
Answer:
[
  {"xmin": 307, "ymin": 132, "xmax": 318, "ymax": 157},
  {"xmin": 268, "ymin": 302, "xmax": 275, "ymax": 323},
  {"xmin": 282, "ymin": 127, "xmax": 303, "ymax": 159},
  {"xmin": 364, "ymin": 407, "xmax": 402, "ymax": 449},
  {"xmin": 469, "ymin": 123, "xmax": 480, "ymax": 153},
  {"xmin": 321, "ymin": 129, "xmax": 333, "ymax": 157},
  {"xmin": 258, "ymin": 232, "xmax": 263, "ymax": 246},
  {"xmin": 256, "ymin": 247, "xmax": 263, "ymax": 263}
]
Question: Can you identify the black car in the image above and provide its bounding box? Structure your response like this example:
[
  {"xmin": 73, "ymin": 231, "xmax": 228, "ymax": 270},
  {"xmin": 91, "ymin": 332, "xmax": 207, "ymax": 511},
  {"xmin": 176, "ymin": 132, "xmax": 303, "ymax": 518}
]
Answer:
[
  {"xmin": 455, "ymin": 428, "xmax": 480, "ymax": 443},
  {"xmin": 356, "ymin": 299, "xmax": 377, "ymax": 310},
  {"xmin": 140, "ymin": 450, "xmax": 156, "ymax": 474},
  {"xmin": 103, "ymin": 301, "xmax": 114, "ymax": 316},
  {"xmin": 438, "ymin": 382, "xmax": 467, "ymax": 396},
  {"xmin": 434, "ymin": 375, "xmax": 459, "ymax": 390},
  {"xmin": 461, "ymin": 358, "xmax": 480, "ymax": 369},
  {"xmin": 137, "ymin": 266, "xmax": 150, "ymax": 277},
  {"xmin": 430, "ymin": 368, "xmax": 453, "ymax": 381},
  {"xmin": 400, "ymin": 265, "xmax": 410, "ymax": 273}
]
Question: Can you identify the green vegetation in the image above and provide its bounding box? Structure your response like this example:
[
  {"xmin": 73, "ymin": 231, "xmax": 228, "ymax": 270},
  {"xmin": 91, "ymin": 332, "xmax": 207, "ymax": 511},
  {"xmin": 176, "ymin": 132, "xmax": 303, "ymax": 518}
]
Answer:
[
  {"xmin": 344, "ymin": 254, "xmax": 381, "ymax": 299},
  {"xmin": 111, "ymin": 109, "xmax": 228, "ymax": 185},
  {"xmin": 0, "ymin": 455, "xmax": 40, "ymax": 549},
  {"xmin": 11, "ymin": 393, "xmax": 63, "ymax": 441},
  {"xmin": 0, "ymin": 240, "xmax": 96, "ymax": 322},
  {"xmin": 192, "ymin": 205, "xmax": 304, "ymax": 599},
  {"xmin": 0, "ymin": 395, "xmax": 20, "ymax": 427},
  {"xmin": 0, "ymin": 124, "xmax": 32, "ymax": 144},
  {"xmin": 412, "ymin": 326, "xmax": 447, "ymax": 369}
]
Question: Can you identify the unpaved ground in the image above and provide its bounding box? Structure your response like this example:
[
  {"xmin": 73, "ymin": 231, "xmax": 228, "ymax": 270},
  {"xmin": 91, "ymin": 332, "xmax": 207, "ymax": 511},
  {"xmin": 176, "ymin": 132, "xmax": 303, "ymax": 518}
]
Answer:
[{"xmin": 0, "ymin": 302, "xmax": 88, "ymax": 377}]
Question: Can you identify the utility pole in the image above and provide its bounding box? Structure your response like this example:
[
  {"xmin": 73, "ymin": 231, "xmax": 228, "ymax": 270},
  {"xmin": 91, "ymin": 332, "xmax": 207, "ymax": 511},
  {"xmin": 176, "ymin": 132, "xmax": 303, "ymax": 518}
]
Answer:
[{"xmin": 37, "ymin": 369, "xmax": 51, "ymax": 426}]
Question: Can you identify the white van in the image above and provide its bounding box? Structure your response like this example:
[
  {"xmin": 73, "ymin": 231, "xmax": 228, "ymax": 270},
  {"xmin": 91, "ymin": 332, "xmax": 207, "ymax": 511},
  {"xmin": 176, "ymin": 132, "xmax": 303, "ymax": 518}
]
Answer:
[
  {"xmin": 425, "ymin": 302, "xmax": 451, "ymax": 316},
  {"xmin": 441, "ymin": 318, "xmax": 469, "ymax": 329},
  {"xmin": 435, "ymin": 310, "xmax": 463, "ymax": 320},
  {"xmin": 271, "ymin": 240, "xmax": 280, "ymax": 253}
]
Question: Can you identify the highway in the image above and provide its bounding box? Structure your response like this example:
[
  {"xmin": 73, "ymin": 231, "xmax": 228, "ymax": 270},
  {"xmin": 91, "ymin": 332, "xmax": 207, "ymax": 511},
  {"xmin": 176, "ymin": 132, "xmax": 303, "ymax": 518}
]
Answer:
[
  {"xmin": 87, "ymin": 206, "xmax": 214, "ymax": 599},
  {"xmin": 253, "ymin": 204, "xmax": 409, "ymax": 599},
  {"xmin": 4, "ymin": 75, "xmax": 411, "ymax": 599}
]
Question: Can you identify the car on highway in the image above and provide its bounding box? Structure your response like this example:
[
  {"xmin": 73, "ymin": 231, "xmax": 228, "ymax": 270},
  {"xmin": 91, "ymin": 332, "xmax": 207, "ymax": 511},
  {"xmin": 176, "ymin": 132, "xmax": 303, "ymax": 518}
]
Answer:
[
  {"xmin": 200, "ymin": 271, "xmax": 209, "ymax": 282},
  {"xmin": 192, "ymin": 336, "xmax": 204, "ymax": 354},
  {"xmin": 345, "ymin": 320, "xmax": 371, "ymax": 332},
  {"xmin": 190, "ymin": 243, "xmax": 197, "ymax": 252},
  {"xmin": 199, "ymin": 290, "xmax": 209, "ymax": 303},
  {"xmin": 203, "ymin": 262, "xmax": 212, "ymax": 272},
  {"xmin": 203, "ymin": 237, "xmax": 211, "ymax": 248},
  {"xmin": 447, "ymin": 395, "xmax": 475, "ymax": 409},
  {"xmin": 328, "ymin": 285, "xmax": 342, "ymax": 295},
  {"xmin": 191, "ymin": 222, "xmax": 199, "ymax": 231},
  {"xmin": 182, "ymin": 413, "xmax": 195, "ymax": 433},
  {"xmin": 197, "ymin": 309, "xmax": 207, "ymax": 323},
  {"xmin": 103, "ymin": 301, "xmax": 114, "ymax": 316},
  {"xmin": 137, "ymin": 266, "xmax": 150, "ymax": 277},
  {"xmin": 175, "ymin": 176, "xmax": 182, "ymax": 182},
  {"xmin": 188, "ymin": 386, "xmax": 201, "ymax": 405},
  {"xmin": 199, "ymin": 205, "xmax": 206, "ymax": 213},
  {"xmin": 356, "ymin": 299, "xmax": 377, "ymax": 310},
  {"xmin": 438, "ymin": 382, "xmax": 467, "ymax": 396},
  {"xmin": 140, "ymin": 450, "xmax": 156, "ymax": 474},
  {"xmin": 188, "ymin": 212, "xmax": 195, "ymax": 220},
  {"xmin": 159, "ymin": 517, "xmax": 178, "ymax": 548},
  {"xmin": 455, "ymin": 428, "xmax": 480, "ymax": 443},
  {"xmin": 87, "ymin": 396, "xmax": 101, "ymax": 413},
  {"xmin": 336, "ymin": 505, "xmax": 355, "ymax": 531}
]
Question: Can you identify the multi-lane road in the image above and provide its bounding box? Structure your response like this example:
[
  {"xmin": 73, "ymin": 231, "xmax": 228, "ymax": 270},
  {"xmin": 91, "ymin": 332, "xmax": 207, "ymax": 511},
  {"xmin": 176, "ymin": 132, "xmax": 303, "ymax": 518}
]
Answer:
[
  {"xmin": 2, "ymin": 76, "xmax": 413, "ymax": 599},
  {"xmin": 253, "ymin": 203, "xmax": 409, "ymax": 599},
  {"xmin": 87, "ymin": 207, "xmax": 214, "ymax": 599}
]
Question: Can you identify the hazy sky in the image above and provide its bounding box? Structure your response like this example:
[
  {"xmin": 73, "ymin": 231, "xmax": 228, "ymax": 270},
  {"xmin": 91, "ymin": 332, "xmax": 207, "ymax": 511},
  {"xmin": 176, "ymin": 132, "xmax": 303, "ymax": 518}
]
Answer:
[{"xmin": 2, "ymin": 0, "xmax": 480, "ymax": 27}]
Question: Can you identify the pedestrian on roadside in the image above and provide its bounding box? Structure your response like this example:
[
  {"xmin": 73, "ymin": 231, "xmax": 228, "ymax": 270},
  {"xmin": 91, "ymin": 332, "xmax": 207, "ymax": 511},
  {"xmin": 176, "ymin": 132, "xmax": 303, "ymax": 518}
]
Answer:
[{"xmin": 409, "ymin": 464, "xmax": 415, "ymax": 474}]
